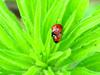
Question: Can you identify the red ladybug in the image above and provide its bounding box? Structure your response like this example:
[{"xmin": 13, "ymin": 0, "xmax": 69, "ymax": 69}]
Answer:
[{"xmin": 51, "ymin": 24, "xmax": 62, "ymax": 43}]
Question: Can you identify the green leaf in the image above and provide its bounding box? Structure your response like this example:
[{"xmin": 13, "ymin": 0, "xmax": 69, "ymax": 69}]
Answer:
[
  {"xmin": 48, "ymin": 51, "xmax": 63, "ymax": 63},
  {"xmin": 0, "ymin": 67, "xmax": 22, "ymax": 75},
  {"xmin": 63, "ymin": 10, "xmax": 77, "ymax": 39},
  {"xmin": 41, "ymin": 0, "xmax": 48, "ymax": 21},
  {"xmin": 62, "ymin": 0, "xmax": 89, "ymax": 25},
  {"xmin": 71, "ymin": 25, "xmax": 100, "ymax": 50},
  {"xmin": 55, "ymin": 48, "xmax": 71, "ymax": 67},
  {"xmin": 48, "ymin": 48, "xmax": 71, "ymax": 69},
  {"xmin": 41, "ymin": 0, "xmax": 56, "ymax": 21},
  {"xmin": 16, "ymin": 0, "xmax": 35, "ymax": 34},
  {"xmin": 43, "ymin": 67, "xmax": 55, "ymax": 75},
  {"xmin": 0, "ymin": 25, "xmax": 18, "ymax": 50},
  {"xmin": 43, "ymin": 30, "xmax": 52, "ymax": 62},
  {"xmin": 68, "ymin": 40, "xmax": 100, "ymax": 70},
  {"xmin": 17, "ymin": 0, "xmax": 44, "ymax": 52},
  {"xmin": 29, "ymin": 51, "xmax": 47, "ymax": 68},
  {"xmin": 0, "ymin": 49, "xmax": 33, "ymax": 72},
  {"xmin": 33, "ymin": 0, "xmax": 44, "ymax": 52},
  {"xmin": 23, "ymin": 66, "xmax": 40, "ymax": 75},
  {"xmin": 60, "ymin": 14, "xmax": 100, "ymax": 51},
  {"xmin": 0, "ymin": 0, "xmax": 33, "ymax": 53},
  {"xmin": 56, "ymin": 70, "xmax": 71, "ymax": 75},
  {"xmin": 80, "ymin": 52, "xmax": 100, "ymax": 72},
  {"xmin": 71, "ymin": 67, "xmax": 100, "ymax": 75}
]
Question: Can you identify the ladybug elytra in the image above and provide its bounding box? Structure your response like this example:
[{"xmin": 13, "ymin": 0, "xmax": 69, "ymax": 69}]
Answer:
[{"xmin": 51, "ymin": 24, "xmax": 63, "ymax": 43}]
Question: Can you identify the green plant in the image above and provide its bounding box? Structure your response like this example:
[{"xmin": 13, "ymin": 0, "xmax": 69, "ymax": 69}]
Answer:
[{"xmin": 0, "ymin": 0, "xmax": 100, "ymax": 75}]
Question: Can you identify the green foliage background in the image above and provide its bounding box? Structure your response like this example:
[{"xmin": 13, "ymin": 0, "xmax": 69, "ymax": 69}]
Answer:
[{"xmin": 0, "ymin": 0, "xmax": 100, "ymax": 75}]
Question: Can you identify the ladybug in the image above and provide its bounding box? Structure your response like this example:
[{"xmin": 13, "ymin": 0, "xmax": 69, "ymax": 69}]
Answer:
[{"xmin": 51, "ymin": 24, "xmax": 63, "ymax": 43}]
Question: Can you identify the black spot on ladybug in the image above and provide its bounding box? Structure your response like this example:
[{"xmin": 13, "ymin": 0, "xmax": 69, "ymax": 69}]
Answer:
[
  {"xmin": 52, "ymin": 32, "xmax": 55, "ymax": 37},
  {"xmin": 54, "ymin": 41, "xmax": 59, "ymax": 43}
]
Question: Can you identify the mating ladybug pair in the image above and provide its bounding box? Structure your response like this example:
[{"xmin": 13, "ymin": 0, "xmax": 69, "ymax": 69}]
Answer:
[{"xmin": 51, "ymin": 24, "xmax": 63, "ymax": 43}]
